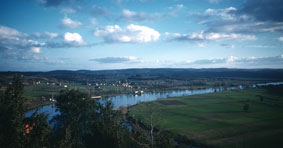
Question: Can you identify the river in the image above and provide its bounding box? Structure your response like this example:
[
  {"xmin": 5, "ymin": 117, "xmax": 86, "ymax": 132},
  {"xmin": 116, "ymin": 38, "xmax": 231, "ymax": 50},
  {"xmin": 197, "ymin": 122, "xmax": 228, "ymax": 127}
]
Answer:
[{"xmin": 25, "ymin": 81, "xmax": 283, "ymax": 119}]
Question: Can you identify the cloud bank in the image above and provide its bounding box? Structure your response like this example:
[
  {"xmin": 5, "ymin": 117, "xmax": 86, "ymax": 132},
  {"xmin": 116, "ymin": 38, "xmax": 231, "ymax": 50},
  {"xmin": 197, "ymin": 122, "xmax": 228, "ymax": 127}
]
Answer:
[
  {"xmin": 90, "ymin": 56, "xmax": 142, "ymax": 64},
  {"xmin": 94, "ymin": 24, "xmax": 160, "ymax": 43},
  {"xmin": 183, "ymin": 55, "xmax": 283, "ymax": 68},
  {"xmin": 0, "ymin": 25, "xmax": 87, "ymax": 63},
  {"xmin": 166, "ymin": 31, "xmax": 256, "ymax": 41},
  {"xmin": 91, "ymin": 4, "xmax": 183, "ymax": 22},
  {"xmin": 194, "ymin": 4, "xmax": 283, "ymax": 34}
]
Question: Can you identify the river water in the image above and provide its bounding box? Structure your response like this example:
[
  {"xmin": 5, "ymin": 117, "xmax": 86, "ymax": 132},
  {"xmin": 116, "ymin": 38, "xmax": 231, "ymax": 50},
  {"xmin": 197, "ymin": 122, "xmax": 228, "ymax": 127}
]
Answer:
[{"xmin": 25, "ymin": 81, "xmax": 283, "ymax": 119}]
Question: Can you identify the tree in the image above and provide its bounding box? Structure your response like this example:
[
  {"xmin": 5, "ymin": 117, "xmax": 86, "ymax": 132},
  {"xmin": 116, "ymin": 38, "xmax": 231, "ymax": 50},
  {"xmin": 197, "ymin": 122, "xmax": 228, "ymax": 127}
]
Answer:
[
  {"xmin": 260, "ymin": 96, "xmax": 264, "ymax": 102},
  {"xmin": 51, "ymin": 89, "xmax": 97, "ymax": 148},
  {"xmin": 22, "ymin": 112, "xmax": 51, "ymax": 148},
  {"xmin": 243, "ymin": 103, "xmax": 250, "ymax": 112},
  {"xmin": 131, "ymin": 102, "xmax": 168, "ymax": 148},
  {"xmin": 0, "ymin": 75, "xmax": 26, "ymax": 148},
  {"xmin": 51, "ymin": 89, "xmax": 138, "ymax": 148},
  {"xmin": 0, "ymin": 75, "xmax": 51, "ymax": 148}
]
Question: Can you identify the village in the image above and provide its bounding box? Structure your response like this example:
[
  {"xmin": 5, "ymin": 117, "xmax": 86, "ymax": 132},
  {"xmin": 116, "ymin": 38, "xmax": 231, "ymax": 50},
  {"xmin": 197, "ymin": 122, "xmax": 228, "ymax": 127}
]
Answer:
[{"xmin": 23, "ymin": 79, "xmax": 146, "ymax": 107}]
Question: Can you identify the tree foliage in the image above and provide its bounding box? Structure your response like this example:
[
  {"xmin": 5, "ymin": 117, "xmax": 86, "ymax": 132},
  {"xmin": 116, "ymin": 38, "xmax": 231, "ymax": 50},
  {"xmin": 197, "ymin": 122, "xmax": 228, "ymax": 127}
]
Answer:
[
  {"xmin": 50, "ymin": 89, "xmax": 140, "ymax": 148},
  {"xmin": 243, "ymin": 103, "xmax": 250, "ymax": 112},
  {"xmin": 0, "ymin": 75, "xmax": 51, "ymax": 148},
  {"xmin": 0, "ymin": 75, "xmax": 26, "ymax": 147},
  {"xmin": 22, "ymin": 112, "xmax": 51, "ymax": 148},
  {"xmin": 0, "ymin": 75, "xmax": 179, "ymax": 148}
]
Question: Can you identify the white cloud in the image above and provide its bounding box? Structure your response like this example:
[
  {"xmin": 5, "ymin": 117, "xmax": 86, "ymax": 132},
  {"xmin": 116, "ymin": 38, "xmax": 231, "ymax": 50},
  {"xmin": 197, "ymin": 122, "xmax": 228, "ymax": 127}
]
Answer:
[
  {"xmin": 278, "ymin": 37, "xmax": 283, "ymax": 42},
  {"xmin": 185, "ymin": 60, "xmax": 192, "ymax": 64},
  {"xmin": 64, "ymin": 32, "xmax": 85, "ymax": 45},
  {"xmin": 45, "ymin": 32, "xmax": 58, "ymax": 38},
  {"xmin": 194, "ymin": 7, "xmax": 283, "ymax": 34},
  {"xmin": 176, "ymin": 4, "xmax": 183, "ymax": 9},
  {"xmin": 119, "ymin": 9, "xmax": 165, "ymax": 22},
  {"xmin": 61, "ymin": 8, "xmax": 76, "ymax": 14},
  {"xmin": 0, "ymin": 25, "xmax": 48, "ymax": 62},
  {"xmin": 182, "ymin": 55, "xmax": 283, "ymax": 68},
  {"xmin": 91, "ymin": 4, "xmax": 182, "ymax": 22},
  {"xmin": 247, "ymin": 56, "xmax": 257, "ymax": 60},
  {"xmin": 204, "ymin": 7, "xmax": 236, "ymax": 20},
  {"xmin": 0, "ymin": 25, "xmax": 23, "ymax": 38},
  {"xmin": 0, "ymin": 25, "xmax": 45, "ymax": 48},
  {"xmin": 246, "ymin": 45, "xmax": 275, "ymax": 48},
  {"xmin": 166, "ymin": 31, "xmax": 256, "ymax": 42},
  {"xmin": 118, "ymin": 5, "xmax": 182, "ymax": 22},
  {"xmin": 31, "ymin": 47, "xmax": 41, "ymax": 53},
  {"xmin": 90, "ymin": 56, "xmax": 142, "ymax": 64},
  {"xmin": 61, "ymin": 16, "xmax": 82, "ymax": 29},
  {"xmin": 221, "ymin": 43, "xmax": 235, "ymax": 48},
  {"xmin": 0, "ymin": 25, "xmax": 87, "ymax": 50},
  {"xmin": 226, "ymin": 56, "xmax": 238, "ymax": 63},
  {"xmin": 205, "ymin": 32, "xmax": 256, "ymax": 40},
  {"xmin": 94, "ymin": 24, "xmax": 160, "ymax": 43},
  {"xmin": 31, "ymin": 32, "xmax": 58, "ymax": 39},
  {"xmin": 122, "ymin": 9, "xmax": 136, "ymax": 17},
  {"xmin": 196, "ymin": 42, "xmax": 206, "ymax": 47},
  {"xmin": 0, "ymin": 25, "xmax": 90, "ymax": 64}
]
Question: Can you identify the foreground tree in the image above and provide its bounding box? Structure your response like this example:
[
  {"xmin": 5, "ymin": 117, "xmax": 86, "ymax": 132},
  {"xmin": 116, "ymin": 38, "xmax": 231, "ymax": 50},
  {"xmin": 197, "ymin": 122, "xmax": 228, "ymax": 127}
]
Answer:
[
  {"xmin": 51, "ymin": 89, "xmax": 138, "ymax": 148},
  {"xmin": 23, "ymin": 112, "xmax": 51, "ymax": 148},
  {"xmin": 243, "ymin": 103, "xmax": 250, "ymax": 112},
  {"xmin": 0, "ymin": 75, "xmax": 51, "ymax": 148},
  {"xmin": 50, "ymin": 89, "xmax": 97, "ymax": 147},
  {"xmin": 0, "ymin": 75, "xmax": 26, "ymax": 148}
]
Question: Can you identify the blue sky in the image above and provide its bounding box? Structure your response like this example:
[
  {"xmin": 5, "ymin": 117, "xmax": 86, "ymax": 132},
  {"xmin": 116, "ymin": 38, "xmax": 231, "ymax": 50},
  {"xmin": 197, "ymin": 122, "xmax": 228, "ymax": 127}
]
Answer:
[{"xmin": 0, "ymin": 0, "xmax": 282, "ymax": 71}]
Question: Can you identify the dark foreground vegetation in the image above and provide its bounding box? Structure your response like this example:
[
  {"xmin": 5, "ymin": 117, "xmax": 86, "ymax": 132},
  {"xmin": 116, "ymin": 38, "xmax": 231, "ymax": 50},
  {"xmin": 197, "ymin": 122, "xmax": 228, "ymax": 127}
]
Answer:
[
  {"xmin": 128, "ymin": 85, "xmax": 283, "ymax": 148},
  {"xmin": 0, "ymin": 75, "xmax": 186, "ymax": 148},
  {"xmin": 1, "ymin": 68, "xmax": 283, "ymax": 109}
]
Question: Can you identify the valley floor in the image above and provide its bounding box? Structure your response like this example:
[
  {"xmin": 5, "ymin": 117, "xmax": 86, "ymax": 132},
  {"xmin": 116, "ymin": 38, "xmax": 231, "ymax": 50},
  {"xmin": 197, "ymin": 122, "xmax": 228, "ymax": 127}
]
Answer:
[{"xmin": 128, "ymin": 85, "xmax": 283, "ymax": 148}]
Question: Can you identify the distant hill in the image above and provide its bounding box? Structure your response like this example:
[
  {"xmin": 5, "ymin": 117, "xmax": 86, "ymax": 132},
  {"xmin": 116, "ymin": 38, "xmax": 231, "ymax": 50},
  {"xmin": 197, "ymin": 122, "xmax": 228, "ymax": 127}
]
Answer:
[{"xmin": 1, "ymin": 68, "xmax": 283, "ymax": 80}]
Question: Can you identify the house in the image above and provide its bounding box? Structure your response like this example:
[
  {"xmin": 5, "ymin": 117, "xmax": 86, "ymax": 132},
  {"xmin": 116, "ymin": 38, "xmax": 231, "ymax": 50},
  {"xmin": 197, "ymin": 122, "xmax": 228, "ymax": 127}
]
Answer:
[{"xmin": 91, "ymin": 94, "xmax": 101, "ymax": 99}]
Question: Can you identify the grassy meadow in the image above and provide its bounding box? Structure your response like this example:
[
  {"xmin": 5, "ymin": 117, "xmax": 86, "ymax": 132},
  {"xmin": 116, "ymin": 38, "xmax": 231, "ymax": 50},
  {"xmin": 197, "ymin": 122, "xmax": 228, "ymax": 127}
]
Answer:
[{"xmin": 128, "ymin": 85, "xmax": 283, "ymax": 147}]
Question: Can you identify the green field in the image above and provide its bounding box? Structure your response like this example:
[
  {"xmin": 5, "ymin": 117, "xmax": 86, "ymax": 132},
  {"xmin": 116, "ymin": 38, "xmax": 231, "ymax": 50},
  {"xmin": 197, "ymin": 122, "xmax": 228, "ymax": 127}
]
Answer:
[{"xmin": 128, "ymin": 85, "xmax": 283, "ymax": 147}]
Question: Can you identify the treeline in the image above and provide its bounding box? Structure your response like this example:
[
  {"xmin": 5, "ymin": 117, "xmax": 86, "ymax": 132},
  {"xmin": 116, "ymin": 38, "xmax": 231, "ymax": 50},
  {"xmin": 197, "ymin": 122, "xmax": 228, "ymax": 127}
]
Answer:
[
  {"xmin": 2, "ymin": 68, "xmax": 283, "ymax": 83},
  {"xmin": 0, "ymin": 75, "xmax": 183, "ymax": 148}
]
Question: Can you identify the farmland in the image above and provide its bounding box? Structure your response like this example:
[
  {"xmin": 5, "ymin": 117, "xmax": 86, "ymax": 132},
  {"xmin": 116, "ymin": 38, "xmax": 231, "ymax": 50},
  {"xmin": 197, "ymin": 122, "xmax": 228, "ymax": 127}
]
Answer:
[{"xmin": 128, "ymin": 85, "xmax": 283, "ymax": 147}]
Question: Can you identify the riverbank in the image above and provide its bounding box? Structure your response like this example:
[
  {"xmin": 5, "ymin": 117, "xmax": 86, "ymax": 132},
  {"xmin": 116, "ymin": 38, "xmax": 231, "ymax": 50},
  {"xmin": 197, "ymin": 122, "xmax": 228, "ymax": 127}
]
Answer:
[
  {"xmin": 127, "ymin": 85, "xmax": 283, "ymax": 148},
  {"xmin": 22, "ymin": 79, "xmax": 281, "ymax": 110},
  {"xmin": 25, "ymin": 81, "xmax": 283, "ymax": 112},
  {"xmin": 24, "ymin": 99, "xmax": 55, "ymax": 110},
  {"xmin": 23, "ymin": 85, "xmax": 239, "ymax": 110}
]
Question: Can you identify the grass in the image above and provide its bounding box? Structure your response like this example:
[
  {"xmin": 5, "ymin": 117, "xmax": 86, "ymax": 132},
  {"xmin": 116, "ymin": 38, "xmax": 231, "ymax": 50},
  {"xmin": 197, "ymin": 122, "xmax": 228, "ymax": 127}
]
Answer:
[{"xmin": 128, "ymin": 85, "xmax": 283, "ymax": 148}]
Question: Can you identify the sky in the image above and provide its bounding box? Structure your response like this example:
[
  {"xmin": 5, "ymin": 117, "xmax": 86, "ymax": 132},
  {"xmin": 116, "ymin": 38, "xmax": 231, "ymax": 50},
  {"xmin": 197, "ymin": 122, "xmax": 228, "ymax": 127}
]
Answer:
[{"xmin": 0, "ymin": 0, "xmax": 283, "ymax": 71}]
